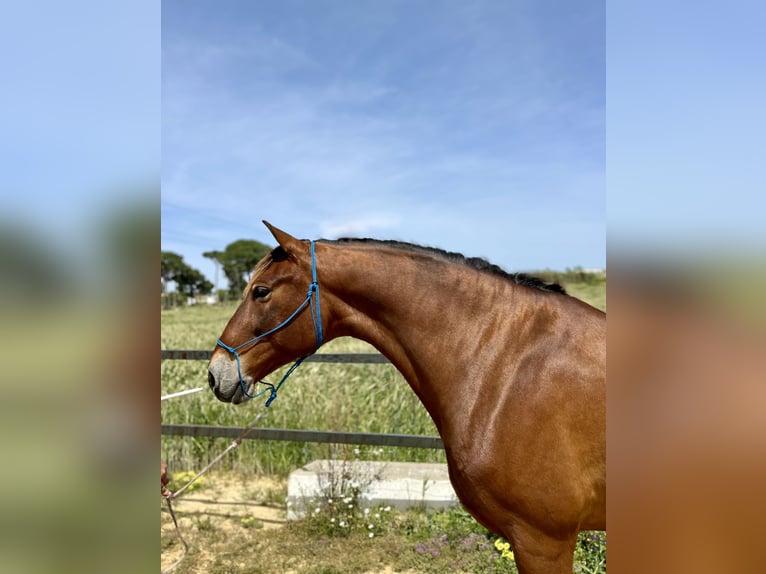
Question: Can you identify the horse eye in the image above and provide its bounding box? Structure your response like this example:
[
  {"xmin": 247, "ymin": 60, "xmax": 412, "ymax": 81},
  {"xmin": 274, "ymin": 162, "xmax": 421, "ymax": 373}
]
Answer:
[{"xmin": 252, "ymin": 286, "xmax": 271, "ymax": 300}]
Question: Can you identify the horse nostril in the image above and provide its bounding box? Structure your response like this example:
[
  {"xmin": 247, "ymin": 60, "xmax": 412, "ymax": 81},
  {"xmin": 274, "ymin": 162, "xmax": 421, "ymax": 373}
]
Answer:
[{"xmin": 208, "ymin": 370, "xmax": 217, "ymax": 391}]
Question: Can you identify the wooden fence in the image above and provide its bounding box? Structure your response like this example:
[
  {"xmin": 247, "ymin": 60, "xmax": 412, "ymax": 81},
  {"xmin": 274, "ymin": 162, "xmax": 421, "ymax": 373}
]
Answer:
[{"xmin": 161, "ymin": 350, "xmax": 444, "ymax": 450}]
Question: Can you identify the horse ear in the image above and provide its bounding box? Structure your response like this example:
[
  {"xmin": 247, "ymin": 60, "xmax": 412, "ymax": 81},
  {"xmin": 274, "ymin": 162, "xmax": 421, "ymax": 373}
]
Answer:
[{"xmin": 263, "ymin": 221, "xmax": 302, "ymax": 253}]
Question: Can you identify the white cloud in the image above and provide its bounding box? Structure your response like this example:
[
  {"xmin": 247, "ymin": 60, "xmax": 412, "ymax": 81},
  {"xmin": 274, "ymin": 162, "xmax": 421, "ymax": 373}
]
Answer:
[{"xmin": 320, "ymin": 216, "xmax": 400, "ymax": 238}]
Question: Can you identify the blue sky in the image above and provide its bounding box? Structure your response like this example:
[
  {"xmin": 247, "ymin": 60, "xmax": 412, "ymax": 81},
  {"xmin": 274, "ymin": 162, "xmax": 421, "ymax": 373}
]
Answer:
[
  {"xmin": 1, "ymin": 1, "xmax": 761, "ymax": 293},
  {"xmin": 1, "ymin": 1, "xmax": 159, "ymax": 255},
  {"xmin": 161, "ymin": 1, "xmax": 605, "ymax": 284},
  {"xmin": 608, "ymin": 1, "xmax": 765, "ymax": 252}
]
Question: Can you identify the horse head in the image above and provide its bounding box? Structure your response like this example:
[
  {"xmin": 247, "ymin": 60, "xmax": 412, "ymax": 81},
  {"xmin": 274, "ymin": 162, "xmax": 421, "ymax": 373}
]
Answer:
[{"xmin": 208, "ymin": 222, "xmax": 323, "ymax": 404}]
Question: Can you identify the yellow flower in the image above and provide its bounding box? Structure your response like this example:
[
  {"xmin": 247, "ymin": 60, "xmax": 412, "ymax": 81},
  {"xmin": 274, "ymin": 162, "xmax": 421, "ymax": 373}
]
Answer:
[{"xmin": 494, "ymin": 538, "xmax": 514, "ymax": 561}]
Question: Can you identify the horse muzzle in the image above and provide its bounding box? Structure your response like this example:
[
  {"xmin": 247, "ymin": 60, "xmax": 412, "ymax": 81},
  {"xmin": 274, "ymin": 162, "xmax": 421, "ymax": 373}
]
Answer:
[{"xmin": 207, "ymin": 356, "xmax": 253, "ymax": 404}]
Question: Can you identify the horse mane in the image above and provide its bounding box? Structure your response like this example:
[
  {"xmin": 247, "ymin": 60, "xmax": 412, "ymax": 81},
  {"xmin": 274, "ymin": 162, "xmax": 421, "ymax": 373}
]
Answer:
[{"xmin": 327, "ymin": 238, "xmax": 567, "ymax": 295}]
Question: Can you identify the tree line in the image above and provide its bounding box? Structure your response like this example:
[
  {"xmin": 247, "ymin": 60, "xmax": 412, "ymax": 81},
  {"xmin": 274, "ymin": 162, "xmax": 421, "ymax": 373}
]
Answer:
[
  {"xmin": 162, "ymin": 238, "xmax": 604, "ymax": 306},
  {"xmin": 161, "ymin": 239, "xmax": 272, "ymax": 305}
]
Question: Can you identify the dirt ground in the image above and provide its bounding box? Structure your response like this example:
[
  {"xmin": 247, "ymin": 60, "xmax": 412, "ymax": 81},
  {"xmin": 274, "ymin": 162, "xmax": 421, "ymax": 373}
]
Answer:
[
  {"xmin": 167, "ymin": 472, "xmax": 285, "ymax": 525},
  {"xmin": 161, "ymin": 473, "xmax": 427, "ymax": 573},
  {"xmin": 161, "ymin": 472, "xmax": 287, "ymax": 571}
]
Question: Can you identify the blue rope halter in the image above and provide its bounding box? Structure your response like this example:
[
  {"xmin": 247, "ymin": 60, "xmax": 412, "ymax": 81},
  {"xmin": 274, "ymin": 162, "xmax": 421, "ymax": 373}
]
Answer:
[{"xmin": 215, "ymin": 240, "xmax": 323, "ymax": 407}]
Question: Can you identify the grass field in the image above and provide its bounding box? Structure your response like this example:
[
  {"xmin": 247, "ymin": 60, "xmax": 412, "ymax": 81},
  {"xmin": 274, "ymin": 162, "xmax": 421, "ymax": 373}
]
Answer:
[
  {"xmin": 161, "ymin": 278, "xmax": 605, "ymax": 475},
  {"xmin": 161, "ymin": 278, "xmax": 606, "ymax": 573},
  {"xmin": 162, "ymin": 311, "xmax": 445, "ymax": 474}
]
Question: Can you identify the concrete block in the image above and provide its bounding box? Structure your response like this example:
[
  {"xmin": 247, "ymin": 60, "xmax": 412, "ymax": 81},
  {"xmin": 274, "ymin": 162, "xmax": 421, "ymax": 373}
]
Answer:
[{"xmin": 286, "ymin": 459, "xmax": 458, "ymax": 520}]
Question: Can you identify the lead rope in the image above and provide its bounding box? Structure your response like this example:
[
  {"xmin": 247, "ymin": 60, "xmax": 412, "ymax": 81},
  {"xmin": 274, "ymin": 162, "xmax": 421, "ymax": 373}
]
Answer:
[
  {"xmin": 161, "ymin": 413, "xmax": 266, "ymax": 573},
  {"xmin": 161, "ymin": 498, "xmax": 188, "ymax": 574}
]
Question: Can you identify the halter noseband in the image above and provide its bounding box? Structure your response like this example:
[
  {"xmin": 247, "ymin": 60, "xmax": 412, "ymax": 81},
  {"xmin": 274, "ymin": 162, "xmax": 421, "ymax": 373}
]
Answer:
[{"xmin": 215, "ymin": 240, "xmax": 323, "ymax": 406}]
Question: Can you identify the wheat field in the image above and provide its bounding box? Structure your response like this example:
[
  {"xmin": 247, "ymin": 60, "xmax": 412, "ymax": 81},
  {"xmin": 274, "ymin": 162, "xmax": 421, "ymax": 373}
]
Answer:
[{"xmin": 161, "ymin": 281, "xmax": 604, "ymax": 475}]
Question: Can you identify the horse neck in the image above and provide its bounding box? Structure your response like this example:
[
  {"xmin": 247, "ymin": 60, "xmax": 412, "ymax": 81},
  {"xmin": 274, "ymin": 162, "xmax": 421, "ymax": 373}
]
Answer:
[{"xmin": 320, "ymin": 243, "xmax": 538, "ymax": 430}]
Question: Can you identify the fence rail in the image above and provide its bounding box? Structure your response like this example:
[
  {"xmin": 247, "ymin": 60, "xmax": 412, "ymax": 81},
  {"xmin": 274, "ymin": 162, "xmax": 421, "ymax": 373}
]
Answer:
[
  {"xmin": 161, "ymin": 349, "xmax": 443, "ymax": 449},
  {"xmin": 161, "ymin": 424, "xmax": 443, "ymax": 449},
  {"xmin": 161, "ymin": 350, "xmax": 390, "ymax": 363}
]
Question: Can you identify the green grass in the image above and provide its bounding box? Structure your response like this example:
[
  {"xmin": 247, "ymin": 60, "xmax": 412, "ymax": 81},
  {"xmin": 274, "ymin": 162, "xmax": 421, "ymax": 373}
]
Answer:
[
  {"xmin": 161, "ymin": 280, "xmax": 606, "ymax": 572},
  {"xmin": 161, "ymin": 280, "xmax": 605, "ymax": 475},
  {"xmin": 161, "ymin": 304, "xmax": 444, "ymax": 474},
  {"xmin": 162, "ymin": 503, "xmax": 519, "ymax": 574},
  {"xmin": 162, "ymin": 501, "xmax": 605, "ymax": 574},
  {"xmin": 564, "ymin": 278, "xmax": 606, "ymax": 312}
]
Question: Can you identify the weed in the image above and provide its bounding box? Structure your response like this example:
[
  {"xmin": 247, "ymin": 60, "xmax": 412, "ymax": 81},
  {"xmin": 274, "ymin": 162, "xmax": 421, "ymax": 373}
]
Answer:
[
  {"xmin": 574, "ymin": 531, "xmax": 607, "ymax": 574},
  {"xmin": 296, "ymin": 454, "xmax": 390, "ymax": 539},
  {"xmin": 168, "ymin": 470, "xmax": 207, "ymax": 493},
  {"xmin": 194, "ymin": 516, "xmax": 215, "ymax": 531},
  {"xmin": 245, "ymin": 483, "xmax": 287, "ymax": 507},
  {"xmin": 163, "ymin": 488, "xmax": 605, "ymax": 573},
  {"xmin": 240, "ymin": 516, "xmax": 264, "ymax": 530}
]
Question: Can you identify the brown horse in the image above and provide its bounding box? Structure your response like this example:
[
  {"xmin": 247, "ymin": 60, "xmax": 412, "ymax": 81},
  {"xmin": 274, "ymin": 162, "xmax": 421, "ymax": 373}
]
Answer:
[{"xmin": 208, "ymin": 222, "xmax": 605, "ymax": 574}]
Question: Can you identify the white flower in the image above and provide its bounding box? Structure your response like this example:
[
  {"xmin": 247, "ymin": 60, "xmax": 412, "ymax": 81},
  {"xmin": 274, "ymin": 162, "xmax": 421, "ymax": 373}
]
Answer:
[
  {"xmin": 339, "ymin": 521, "xmax": 345, "ymax": 527},
  {"xmin": 374, "ymin": 513, "xmax": 380, "ymax": 519},
  {"xmin": 368, "ymin": 532, "xmax": 375, "ymax": 538},
  {"xmin": 330, "ymin": 518, "xmax": 335, "ymax": 523},
  {"xmin": 364, "ymin": 508, "xmax": 370, "ymax": 516},
  {"xmin": 383, "ymin": 506, "xmax": 391, "ymax": 512},
  {"xmin": 368, "ymin": 524, "xmax": 374, "ymax": 529}
]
